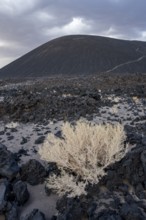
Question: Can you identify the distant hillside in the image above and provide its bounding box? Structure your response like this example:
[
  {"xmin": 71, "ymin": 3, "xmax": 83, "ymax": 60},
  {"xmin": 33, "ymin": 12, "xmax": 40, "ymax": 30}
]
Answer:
[{"xmin": 0, "ymin": 35, "xmax": 146, "ymax": 78}]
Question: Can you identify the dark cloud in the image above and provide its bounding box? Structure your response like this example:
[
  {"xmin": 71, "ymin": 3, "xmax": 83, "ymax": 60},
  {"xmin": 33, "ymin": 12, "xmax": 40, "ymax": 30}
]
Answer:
[{"xmin": 0, "ymin": 0, "xmax": 146, "ymax": 67}]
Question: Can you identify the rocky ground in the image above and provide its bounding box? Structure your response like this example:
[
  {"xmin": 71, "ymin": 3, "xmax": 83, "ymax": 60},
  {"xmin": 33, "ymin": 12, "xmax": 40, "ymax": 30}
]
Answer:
[{"xmin": 1, "ymin": 73, "xmax": 146, "ymax": 219}]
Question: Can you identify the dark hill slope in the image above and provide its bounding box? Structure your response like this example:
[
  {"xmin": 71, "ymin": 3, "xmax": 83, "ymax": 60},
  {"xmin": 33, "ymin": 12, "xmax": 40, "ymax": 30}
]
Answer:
[{"xmin": 0, "ymin": 35, "xmax": 146, "ymax": 78}]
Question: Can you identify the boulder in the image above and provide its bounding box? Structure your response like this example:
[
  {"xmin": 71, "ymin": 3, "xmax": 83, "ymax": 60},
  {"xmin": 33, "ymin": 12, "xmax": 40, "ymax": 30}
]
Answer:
[
  {"xmin": 5, "ymin": 202, "xmax": 18, "ymax": 220},
  {"xmin": 0, "ymin": 179, "xmax": 10, "ymax": 214},
  {"xmin": 20, "ymin": 159, "xmax": 46, "ymax": 185},
  {"xmin": 0, "ymin": 144, "xmax": 19, "ymax": 179},
  {"xmin": 13, "ymin": 180, "xmax": 29, "ymax": 205}
]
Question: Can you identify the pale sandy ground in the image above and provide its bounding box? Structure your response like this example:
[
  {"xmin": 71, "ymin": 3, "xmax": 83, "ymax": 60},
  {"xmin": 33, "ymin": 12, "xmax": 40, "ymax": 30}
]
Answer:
[
  {"xmin": 0, "ymin": 120, "xmax": 63, "ymax": 164},
  {"xmin": 95, "ymin": 95, "xmax": 146, "ymax": 125},
  {"xmin": 19, "ymin": 184, "xmax": 58, "ymax": 219},
  {"xmin": 0, "ymin": 94, "xmax": 146, "ymax": 219}
]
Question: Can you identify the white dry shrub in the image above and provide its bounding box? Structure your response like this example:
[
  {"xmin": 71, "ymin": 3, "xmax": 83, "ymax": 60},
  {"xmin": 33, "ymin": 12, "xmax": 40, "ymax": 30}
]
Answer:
[
  {"xmin": 45, "ymin": 170, "xmax": 87, "ymax": 197},
  {"xmin": 39, "ymin": 120, "xmax": 126, "ymax": 197}
]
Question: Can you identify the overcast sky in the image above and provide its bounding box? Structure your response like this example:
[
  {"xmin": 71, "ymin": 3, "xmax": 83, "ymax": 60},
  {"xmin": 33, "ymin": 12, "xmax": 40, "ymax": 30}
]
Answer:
[{"xmin": 0, "ymin": 0, "xmax": 146, "ymax": 68}]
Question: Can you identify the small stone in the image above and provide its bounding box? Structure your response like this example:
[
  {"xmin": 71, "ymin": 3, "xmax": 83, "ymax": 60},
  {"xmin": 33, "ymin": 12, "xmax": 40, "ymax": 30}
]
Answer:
[
  {"xmin": 22, "ymin": 209, "xmax": 46, "ymax": 220},
  {"xmin": 13, "ymin": 180, "xmax": 29, "ymax": 205},
  {"xmin": 0, "ymin": 131, "xmax": 5, "ymax": 135},
  {"xmin": 7, "ymin": 136, "xmax": 14, "ymax": 141},
  {"xmin": 6, "ymin": 132, "xmax": 11, "ymax": 136},
  {"xmin": 20, "ymin": 137, "xmax": 28, "ymax": 145},
  {"xmin": 11, "ymin": 128, "xmax": 17, "ymax": 132},
  {"xmin": 34, "ymin": 136, "xmax": 45, "ymax": 145},
  {"xmin": 54, "ymin": 131, "xmax": 62, "ymax": 138},
  {"xmin": 0, "ymin": 179, "xmax": 10, "ymax": 213}
]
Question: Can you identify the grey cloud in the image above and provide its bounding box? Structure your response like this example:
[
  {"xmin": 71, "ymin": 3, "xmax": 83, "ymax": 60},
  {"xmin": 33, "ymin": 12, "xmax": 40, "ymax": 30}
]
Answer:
[{"xmin": 0, "ymin": 0, "xmax": 146, "ymax": 68}]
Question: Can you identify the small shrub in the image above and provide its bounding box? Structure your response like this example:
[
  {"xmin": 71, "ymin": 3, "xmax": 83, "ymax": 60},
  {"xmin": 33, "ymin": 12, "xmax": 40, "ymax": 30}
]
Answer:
[{"xmin": 39, "ymin": 120, "xmax": 126, "ymax": 197}]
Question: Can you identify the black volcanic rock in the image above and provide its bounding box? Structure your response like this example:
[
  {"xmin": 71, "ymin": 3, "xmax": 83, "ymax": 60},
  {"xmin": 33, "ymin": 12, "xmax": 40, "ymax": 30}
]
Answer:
[
  {"xmin": 5, "ymin": 202, "xmax": 18, "ymax": 220},
  {"xmin": 13, "ymin": 180, "xmax": 29, "ymax": 205},
  {"xmin": 0, "ymin": 35, "xmax": 146, "ymax": 78},
  {"xmin": 22, "ymin": 209, "xmax": 46, "ymax": 220},
  {"xmin": 0, "ymin": 179, "xmax": 10, "ymax": 213},
  {"xmin": 0, "ymin": 144, "xmax": 19, "ymax": 179},
  {"xmin": 20, "ymin": 159, "xmax": 46, "ymax": 185}
]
